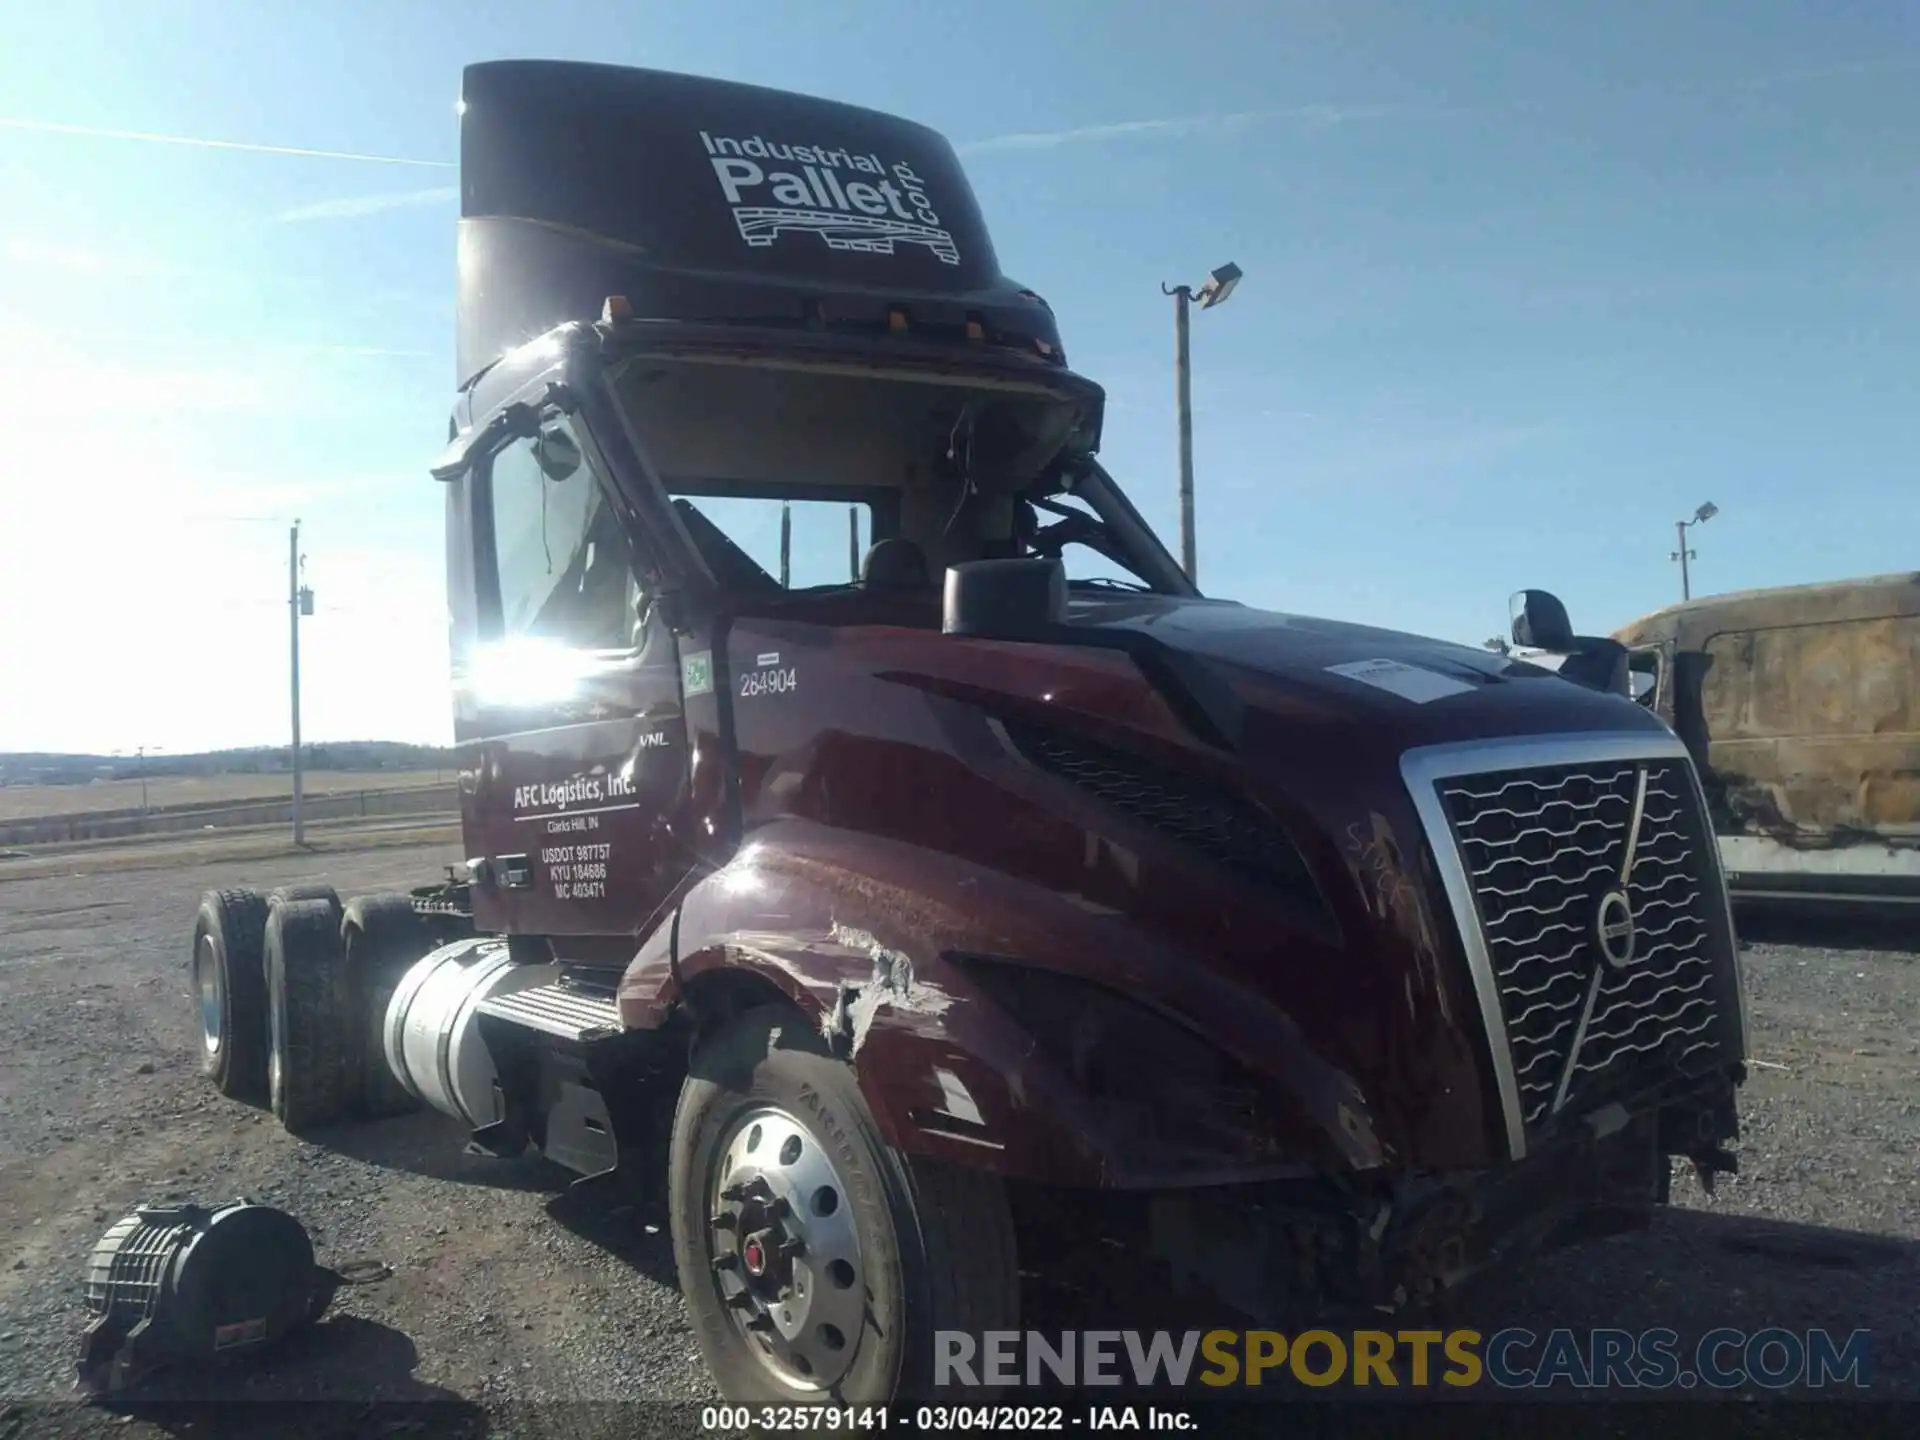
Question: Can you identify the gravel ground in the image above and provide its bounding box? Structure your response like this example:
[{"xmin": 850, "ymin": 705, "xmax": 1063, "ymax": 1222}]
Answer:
[{"xmin": 0, "ymin": 845, "xmax": 1914, "ymax": 1436}]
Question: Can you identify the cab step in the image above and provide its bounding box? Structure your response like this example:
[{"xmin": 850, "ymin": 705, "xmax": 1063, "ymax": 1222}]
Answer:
[{"xmin": 476, "ymin": 980, "xmax": 621, "ymax": 1042}]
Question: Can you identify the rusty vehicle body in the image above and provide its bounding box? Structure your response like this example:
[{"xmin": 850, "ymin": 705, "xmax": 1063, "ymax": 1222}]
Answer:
[
  {"xmin": 1613, "ymin": 573, "xmax": 1920, "ymax": 910},
  {"xmin": 188, "ymin": 61, "xmax": 1748, "ymax": 1404}
]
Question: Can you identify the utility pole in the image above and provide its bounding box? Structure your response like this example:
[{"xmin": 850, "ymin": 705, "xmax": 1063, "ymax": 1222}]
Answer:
[
  {"xmin": 1669, "ymin": 501, "xmax": 1719, "ymax": 602},
  {"xmin": 289, "ymin": 521, "xmax": 314, "ymax": 845},
  {"xmin": 779, "ymin": 501, "xmax": 792, "ymax": 588},
  {"xmin": 1161, "ymin": 263, "xmax": 1242, "ymax": 588},
  {"xmin": 848, "ymin": 505, "xmax": 861, "ymax": 581},
  {"xmin": 114, "ymin": 745, "xmax": 162, "ymax": 814}
]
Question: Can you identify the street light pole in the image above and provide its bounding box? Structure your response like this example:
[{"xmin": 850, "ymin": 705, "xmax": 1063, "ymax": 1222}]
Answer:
[
  {"xmin": 1170, "ymin": 284, "xmax": 1196, "ymax": 585},
  {"xmin": 1669, "ymin": 501, "xmax": 1719, "ymax": 602},
  {"xmin": 1162, "ymin": 262, "xmax": 1242, "ymax": 588},
  {"xmin": 290, "ymin": 521, "xmax": 304, "ymax": 845}
]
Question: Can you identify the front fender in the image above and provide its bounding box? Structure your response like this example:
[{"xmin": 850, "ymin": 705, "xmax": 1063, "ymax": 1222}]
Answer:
[{"xmin": 617, "ymin": 818, "xmax": 1387, "ymax": 1189}]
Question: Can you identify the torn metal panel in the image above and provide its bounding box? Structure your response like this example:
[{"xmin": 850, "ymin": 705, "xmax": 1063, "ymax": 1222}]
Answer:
[{"xmin": 820, "ymin": 921, "xmax": 955, "ymax": 1060}]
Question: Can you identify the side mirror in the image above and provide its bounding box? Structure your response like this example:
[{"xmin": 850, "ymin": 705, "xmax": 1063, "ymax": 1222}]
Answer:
[
  {"xmin": 1510, "ymin": 589, "xmax": 1575, "ymax": 652},
  {"xmin": 533, "ymin": 425, "xmax": 583, "ymax": 483},
  {"xmin": 943, "ymin": 558, "xmax": 1067, "ymax": 639},
  {"xmin": 651, "ymin": 587, "xmax": 692, "ymax": 637}
]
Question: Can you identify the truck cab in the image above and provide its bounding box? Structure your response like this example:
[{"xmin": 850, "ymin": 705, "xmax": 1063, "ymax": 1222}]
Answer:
[{"xmin": 195, "ymin": 59, "xmax": 1749, "ymax": 1406}]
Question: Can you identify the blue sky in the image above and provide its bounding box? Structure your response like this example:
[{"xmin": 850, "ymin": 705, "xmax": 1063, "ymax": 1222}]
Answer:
[{"xmin": 1, "ymin": 0, "xmax": 1915, "ymax": 752}]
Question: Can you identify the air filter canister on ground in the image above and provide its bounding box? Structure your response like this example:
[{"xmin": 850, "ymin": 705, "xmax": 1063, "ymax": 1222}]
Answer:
[{"xmin": 75, "ymin": 1199, "xmax": 332, "ymax": 1394}]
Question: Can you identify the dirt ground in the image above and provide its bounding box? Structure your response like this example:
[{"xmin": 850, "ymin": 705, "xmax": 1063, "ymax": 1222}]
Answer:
[
  {"xmin": 0, "ymin": 843, "xmax": 1915, "ymax": 1437},
  {"xmin": 0, "ymin": 772, "xmax": 450, "ymax": 824}
]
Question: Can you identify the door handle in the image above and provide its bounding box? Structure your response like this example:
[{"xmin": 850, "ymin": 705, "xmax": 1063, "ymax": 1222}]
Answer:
[{"xmin": 493, "ymin": 854, "xmax": 534, "ymax": 890}]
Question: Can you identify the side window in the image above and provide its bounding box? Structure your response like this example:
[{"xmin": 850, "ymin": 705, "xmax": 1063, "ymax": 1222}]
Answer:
[
  {"xmin": 1626, "ymin": 647, "xmax": 1662, "ymax": 708},
  {"xmin": 672, "ymin": 495, "xmax": 872, "ymax": 590},
  {"xmin": 486, "ymin": 419, "xmax": 640, "ymax": 650}
]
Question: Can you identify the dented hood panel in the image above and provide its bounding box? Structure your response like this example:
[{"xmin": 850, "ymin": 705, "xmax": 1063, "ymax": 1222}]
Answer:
[{"xmin": 1058, "ymin": 593, "xmax": 1672, "ymax": 749}]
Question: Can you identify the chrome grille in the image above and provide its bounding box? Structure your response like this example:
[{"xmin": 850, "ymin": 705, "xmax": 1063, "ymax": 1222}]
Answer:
[{"xmin": 1433, "ymin": 754, "xmax": 1726, "ymax": 1133}]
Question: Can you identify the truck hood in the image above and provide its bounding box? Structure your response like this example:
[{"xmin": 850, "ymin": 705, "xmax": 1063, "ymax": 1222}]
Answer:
[{"xmin": 1055, "ymin": 591, "xmax": 1668, "ymax": 750}]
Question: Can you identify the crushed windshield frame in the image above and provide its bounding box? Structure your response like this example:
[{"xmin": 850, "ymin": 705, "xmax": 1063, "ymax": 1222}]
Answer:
[{"xmin": 1053, "ymin": 459, "xmax": 1198, "ymax": 598}]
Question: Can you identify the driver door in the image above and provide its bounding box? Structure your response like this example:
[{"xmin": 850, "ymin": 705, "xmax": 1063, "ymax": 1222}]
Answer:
[{"xmin": 455, "ymin": 402, "xmax": 691, "ymax": 940}]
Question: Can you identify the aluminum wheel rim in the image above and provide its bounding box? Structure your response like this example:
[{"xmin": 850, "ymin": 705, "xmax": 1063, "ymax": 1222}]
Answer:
[
  {"xmin": 706, "ymin": 1105, "xmax": 867, "ymax": 1392},
  {"xmin": 194, "ymin": 933, "xmax": 224, "ymax": 1058},
  {"xmin": 268, "ymin": 977, "xmax": 284, "ymax": 1105}
]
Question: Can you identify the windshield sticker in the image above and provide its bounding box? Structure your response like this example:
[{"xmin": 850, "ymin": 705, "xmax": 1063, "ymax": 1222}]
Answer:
[
  {"xmin": 701, "ymin": 131, "xmax": 960, "ymax": 265},
  {"xmin": 682, "ymin": 650, "xmax": 714, "ymax": 698},
  {"xmin": 1326, "ymin": 658, "xmax": 1475, "ymax": 704}
]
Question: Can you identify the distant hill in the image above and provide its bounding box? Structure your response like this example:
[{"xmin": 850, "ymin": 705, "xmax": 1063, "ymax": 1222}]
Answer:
[{"xmin": 0, "ymin": 742, "xmax": 458, "ymax": 788}]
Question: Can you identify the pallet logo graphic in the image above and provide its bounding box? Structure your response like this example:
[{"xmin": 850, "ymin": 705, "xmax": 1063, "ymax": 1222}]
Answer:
[{"xmin": 700, "ymin": 130, "xmax": 961, "ymax": 266}]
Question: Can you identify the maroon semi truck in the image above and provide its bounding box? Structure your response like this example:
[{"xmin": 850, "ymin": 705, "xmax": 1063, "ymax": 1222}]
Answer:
[{"xmin": 189, "ymin": 60, "xmax": 1748, "ymax": 1403}]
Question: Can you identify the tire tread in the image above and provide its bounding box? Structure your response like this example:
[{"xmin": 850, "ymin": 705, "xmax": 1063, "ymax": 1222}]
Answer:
[
  {"xmin": 194, "ymin": 888, "xmax": 271, "ymax": 1103},
  {"xmin": 266, "ymin": 898, "xmax": 353, "ymax": 1133},
  {"xmin": 341, "ymin": 893, "xmax": 430, "ymax": 1119}
]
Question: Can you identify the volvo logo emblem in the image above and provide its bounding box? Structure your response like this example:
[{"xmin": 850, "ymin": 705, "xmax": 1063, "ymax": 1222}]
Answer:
[
  {"xmin": 1594, "ymin": 888, "xmax": 1637, "ymax": 970},
  {"xmin": 1554, "ymin": 765, "xmax": 1652, "ymax": 1117}
]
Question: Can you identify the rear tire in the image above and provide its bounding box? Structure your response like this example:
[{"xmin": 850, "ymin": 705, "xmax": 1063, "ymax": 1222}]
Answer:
[
  {"xmin": 265, "ymin": 898, "xmax": 354, "ymax": 1134},
  {"xmin": 270, "ymin": 883, "xmax": 342, "ymax": 927},
  {"xmin": 190, "ymin": 889, "xmax": 271, "ymax": 1103},
  {"xmin": 668, "ymin": 1005, "xmax": 1018, "ymax": 1404},
  {"xmin": 341, "ymin": 893, "xmax": 431, "ymax": 1119}
]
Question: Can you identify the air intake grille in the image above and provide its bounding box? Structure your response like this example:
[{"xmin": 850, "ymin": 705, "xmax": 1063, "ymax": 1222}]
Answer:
[
  {"xmin": 1437, "ymin": 757, "xmax": 1726, "ymax": 1131},
  {"xmin": 1000, "ymin": 718, "xmax": 1321, "ymax": 911}
]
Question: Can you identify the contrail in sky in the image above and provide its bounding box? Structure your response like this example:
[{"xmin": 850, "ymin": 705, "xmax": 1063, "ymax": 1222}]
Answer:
[{"xmin": 0, "ymin": 115, "xmax": 453, "ymax": 167}]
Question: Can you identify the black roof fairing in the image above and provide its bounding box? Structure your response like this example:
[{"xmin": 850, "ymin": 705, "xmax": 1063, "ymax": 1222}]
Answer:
[{"xmin": 456, "ymin": 61, "xmax": 1067, "ymax": 388}]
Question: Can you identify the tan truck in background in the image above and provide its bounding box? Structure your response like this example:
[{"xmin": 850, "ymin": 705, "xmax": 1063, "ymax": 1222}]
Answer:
[{"xmin": 1611, "ymin": 573, "xmax": 1919, "ymax": 912}]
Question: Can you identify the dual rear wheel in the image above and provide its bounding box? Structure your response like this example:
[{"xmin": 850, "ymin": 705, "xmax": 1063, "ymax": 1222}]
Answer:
[{"xmin": 189, "ymin": 884, "xmax": 427, "ymax": 1130}]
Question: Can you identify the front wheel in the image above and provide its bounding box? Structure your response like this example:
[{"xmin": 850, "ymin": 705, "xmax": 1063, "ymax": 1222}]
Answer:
[{"xmin": 668, "ymin": 1006, "xmax": 1017, "ymax": 1404}]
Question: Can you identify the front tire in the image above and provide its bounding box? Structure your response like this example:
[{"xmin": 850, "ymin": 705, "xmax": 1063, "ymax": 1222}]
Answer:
[{"xmin": 668, "ymin": 1006, "xmax": 1017, "ymax": 1403}]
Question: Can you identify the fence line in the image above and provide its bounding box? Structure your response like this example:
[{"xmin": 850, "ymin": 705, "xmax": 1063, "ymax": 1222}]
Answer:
[{"xmin": 0, "ymin": 784, "xmax": 460, "ymax": 847}]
